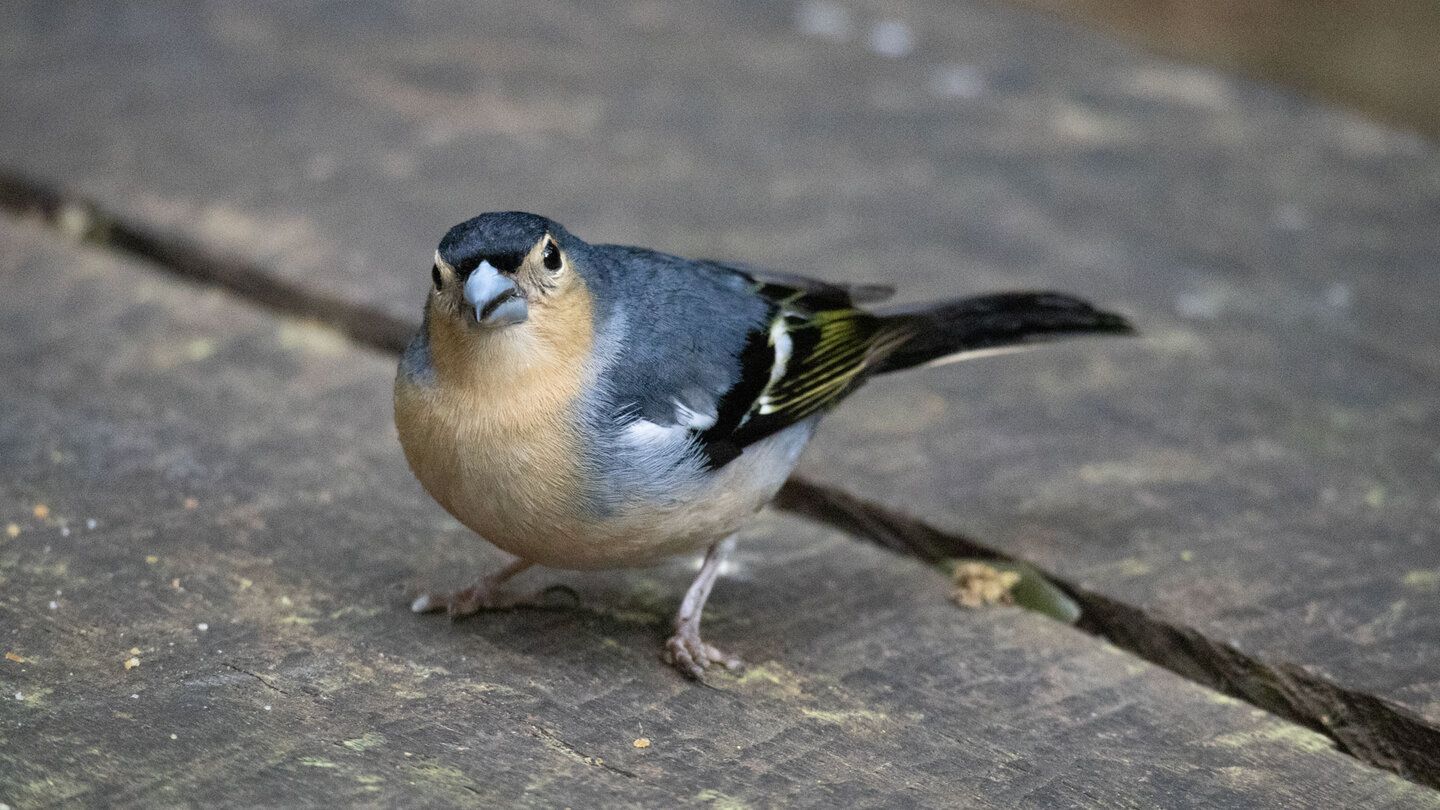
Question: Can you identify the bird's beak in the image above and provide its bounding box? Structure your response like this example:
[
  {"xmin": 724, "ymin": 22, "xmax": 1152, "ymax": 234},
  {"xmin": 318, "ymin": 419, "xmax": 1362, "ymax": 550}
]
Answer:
[{"xmin": 462, "ymin": 260, "xmax": 528, "ymax": 327}]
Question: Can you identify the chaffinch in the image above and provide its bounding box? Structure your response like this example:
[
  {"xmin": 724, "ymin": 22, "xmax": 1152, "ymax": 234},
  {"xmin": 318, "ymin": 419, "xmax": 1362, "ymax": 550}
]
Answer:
[{"xmin": 395, "ymin": 211, "xmax": 1133, "ymax": 678}]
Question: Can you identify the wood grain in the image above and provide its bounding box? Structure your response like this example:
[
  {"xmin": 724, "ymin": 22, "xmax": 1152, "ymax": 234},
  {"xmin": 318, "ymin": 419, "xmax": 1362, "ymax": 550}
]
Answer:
[{"xmin": 2, "ymin": 218, "xmax": 1432, "ymax": 807}]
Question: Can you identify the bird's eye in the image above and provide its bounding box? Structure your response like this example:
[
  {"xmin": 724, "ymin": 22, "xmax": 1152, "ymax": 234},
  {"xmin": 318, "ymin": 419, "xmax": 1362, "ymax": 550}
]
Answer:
[
  {"xmin": 431, "ymin": 264, "xmax": 443, "ymax": 290},
  {"xmin": 542, "ymin": 239, "xmax": 562, "ymax": 271}
]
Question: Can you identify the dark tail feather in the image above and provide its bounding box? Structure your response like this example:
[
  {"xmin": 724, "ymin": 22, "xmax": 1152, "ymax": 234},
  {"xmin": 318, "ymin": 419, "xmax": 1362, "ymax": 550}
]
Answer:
[{"xmin": 872, "ymin": 292, "xmax": 1135, "ymax": 375}]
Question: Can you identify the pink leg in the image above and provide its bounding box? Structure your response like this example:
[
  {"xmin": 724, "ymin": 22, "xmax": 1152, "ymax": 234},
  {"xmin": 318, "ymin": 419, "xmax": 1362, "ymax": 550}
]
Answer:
[
  {"xmin": 411, "ymin": 557, "xmax": 535, "ymax": 617},
  {"xmin": 664, "ymin": 537, "xmax": 742, "ymax": 679}
]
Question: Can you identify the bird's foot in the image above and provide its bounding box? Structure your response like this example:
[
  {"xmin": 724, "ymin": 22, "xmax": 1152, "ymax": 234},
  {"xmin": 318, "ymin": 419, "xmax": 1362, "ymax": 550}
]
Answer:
[
  {"xmin": 410, "ymin": 558, "xmax": 536, "ymax": 618},
  {"xmin": 410, "ymin": 584, "xmax": 526, "ymax": 617},
  {"xmin": 663, "ymin": 536, "xmax": 742, "ymax": 679},
  {"xmin": 664, "ymin": 621, "xmax": 742, "ymax": 680}
]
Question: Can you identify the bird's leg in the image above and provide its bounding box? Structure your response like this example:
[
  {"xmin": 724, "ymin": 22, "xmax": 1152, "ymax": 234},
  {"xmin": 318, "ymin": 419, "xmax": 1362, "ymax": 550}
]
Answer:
[
  {"xmin": 411, "ymin": 557, "xmax": 535, "ymax": 617},
  {"xmin": 664, "ymin": 536, "xmax": 742, "ymax": 679}
]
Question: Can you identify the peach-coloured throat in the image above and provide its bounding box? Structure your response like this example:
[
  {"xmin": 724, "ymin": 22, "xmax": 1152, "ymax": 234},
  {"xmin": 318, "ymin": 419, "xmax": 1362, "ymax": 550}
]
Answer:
[{"xmin": 423, "ymin": 276, "xmax": 595, "ymax": 430}]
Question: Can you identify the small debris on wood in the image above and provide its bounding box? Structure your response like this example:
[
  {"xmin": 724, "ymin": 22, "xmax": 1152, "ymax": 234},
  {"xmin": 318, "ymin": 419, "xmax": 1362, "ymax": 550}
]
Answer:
[
  {"xmin": 939, "ymin": 559, "xmax": 1082, "ymax": 624},
  {"xmin": 950, "ymin": 562, "xmax": 1021, "ymax": 609}
]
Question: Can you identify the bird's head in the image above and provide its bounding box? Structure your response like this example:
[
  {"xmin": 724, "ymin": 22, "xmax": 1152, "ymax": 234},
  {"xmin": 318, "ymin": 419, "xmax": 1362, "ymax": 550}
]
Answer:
[{"xmin": 428, "ymin": 211, "xmax": 580, "ymax": 331}]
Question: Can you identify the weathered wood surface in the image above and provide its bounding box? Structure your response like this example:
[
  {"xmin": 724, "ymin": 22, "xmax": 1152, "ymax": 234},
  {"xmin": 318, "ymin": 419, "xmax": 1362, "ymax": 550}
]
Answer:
[
  {"xmin": 4, "ymin": 218, "xmax": 1430, "ymax": 806},
  {"xmin": 3, "ymin": 0, "xmax": 1440, "ymax": 795},
  {"xmin": 3, "ymin": 0, "xmax": 1437, "ymax": 757}
]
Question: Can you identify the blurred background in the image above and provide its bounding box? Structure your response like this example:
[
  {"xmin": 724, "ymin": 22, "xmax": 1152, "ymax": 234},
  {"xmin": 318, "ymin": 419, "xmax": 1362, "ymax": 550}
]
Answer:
[{"xmin": 1015, "ymin": 0, "xmax": 1440, "ymax": 140}]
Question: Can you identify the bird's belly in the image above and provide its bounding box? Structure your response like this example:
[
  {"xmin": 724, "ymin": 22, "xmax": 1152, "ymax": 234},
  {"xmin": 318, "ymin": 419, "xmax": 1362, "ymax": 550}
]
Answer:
[
  {"xmin": 395, "ymin": 384, "xmax": 598, "ymax": 566},
  {"xmin": 568, "ymin": 420, "xmax": 816, "ymax": 568},
  {"xmin": 418, "ymin": 442, "xmax": 787, "ymax": 571},
  {"xmin": 396, "ymin": 384, "xmax": 811, "ymax": 570}
]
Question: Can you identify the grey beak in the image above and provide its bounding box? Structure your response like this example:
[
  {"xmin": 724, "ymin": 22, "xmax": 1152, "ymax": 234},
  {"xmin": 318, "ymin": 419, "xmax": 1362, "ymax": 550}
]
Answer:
[{"xmin": 462, "ymin": 260, "xmax": 529, "ymax": 327}]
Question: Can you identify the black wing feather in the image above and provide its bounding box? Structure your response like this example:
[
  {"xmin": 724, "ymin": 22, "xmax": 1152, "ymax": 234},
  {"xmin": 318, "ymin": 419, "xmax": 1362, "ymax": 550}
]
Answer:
[{"xmin": 694, "ymin": 280, "xmax": 907, "ymax": 469}]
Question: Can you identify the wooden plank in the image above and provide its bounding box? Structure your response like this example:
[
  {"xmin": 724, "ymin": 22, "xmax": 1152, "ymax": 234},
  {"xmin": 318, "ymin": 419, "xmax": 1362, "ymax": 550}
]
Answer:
[
  {"xmin": 2, "ymin": 218, "xmax": 1434, "ymax": 806},
  {"xmin": 800, "ymin": 269, "xmax": 1440, "ymax": 727},
  {"xmin": 3, "ymin": 0, "xmax": 1440, "ymax": 783},
  {"xmin": 2, "ymin": 2, "xmax": 1435, "ymax": 347}
]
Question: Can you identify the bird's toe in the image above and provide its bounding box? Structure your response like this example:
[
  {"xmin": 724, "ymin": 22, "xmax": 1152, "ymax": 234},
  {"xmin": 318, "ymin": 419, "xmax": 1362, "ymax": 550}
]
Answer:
[{"xmin": 664, "ymin": 631, "xmax": 741, "ymax": 680}]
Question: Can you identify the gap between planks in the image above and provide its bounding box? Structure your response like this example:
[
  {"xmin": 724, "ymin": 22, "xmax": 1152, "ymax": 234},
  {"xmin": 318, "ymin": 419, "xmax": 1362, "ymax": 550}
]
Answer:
[{"xmin": 2, "ymin": 169, "xmax": 1437, "ymax": 791}]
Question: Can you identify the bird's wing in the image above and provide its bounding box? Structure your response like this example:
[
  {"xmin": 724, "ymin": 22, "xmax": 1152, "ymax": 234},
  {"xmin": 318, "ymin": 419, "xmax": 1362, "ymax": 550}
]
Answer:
[
  {"xmin": 689, "ymin": 275, "xmax": 910, "ymax": 469},
  {"xmin": 597, "ymin": 249, "xmax": 905, "ymax": 470}
]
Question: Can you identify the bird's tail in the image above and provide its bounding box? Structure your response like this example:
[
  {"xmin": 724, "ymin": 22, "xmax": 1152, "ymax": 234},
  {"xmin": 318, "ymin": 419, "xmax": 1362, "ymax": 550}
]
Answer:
[{"xmin": 871, "ymin": 292, "xmax": 1134, "ymax": 375}]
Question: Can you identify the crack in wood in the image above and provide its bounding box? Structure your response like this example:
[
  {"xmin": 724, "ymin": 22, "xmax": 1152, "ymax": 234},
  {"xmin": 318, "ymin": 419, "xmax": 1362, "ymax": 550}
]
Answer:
[
  {"xmin": 0, "ymin": 171, "xmax": 415, "ymax": 356},
  {"xmin": 777, "ymin": 477, "xmax": 1440, "ymax": 790},
  {"xmin": 4, "ymin": 168, "xmax": 1437, "ymax": 790},
  {"xmin": 222, "ymin": 662, "xmax": 292, "ymax": 696},
  {"xmin": 1077, "ymin": 589, "xmax": 1440, "ymax": 789}
]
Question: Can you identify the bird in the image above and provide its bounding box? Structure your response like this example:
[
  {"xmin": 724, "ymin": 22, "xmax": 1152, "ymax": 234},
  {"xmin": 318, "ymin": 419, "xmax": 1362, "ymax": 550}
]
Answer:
[{"xmin": 394, "ymin": 211, "xmax": 1134, "ymax": 678}]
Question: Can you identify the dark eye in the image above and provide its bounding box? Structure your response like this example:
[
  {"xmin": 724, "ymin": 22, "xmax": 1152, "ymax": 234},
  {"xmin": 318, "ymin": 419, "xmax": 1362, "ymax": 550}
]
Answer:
[
  {"xmin": 431, "ymin": 264, "xmax": 443, "ymax": 290},
  {"xmin": 542, "ymin": 239, "xmax": 562, "ymax": 271}
]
